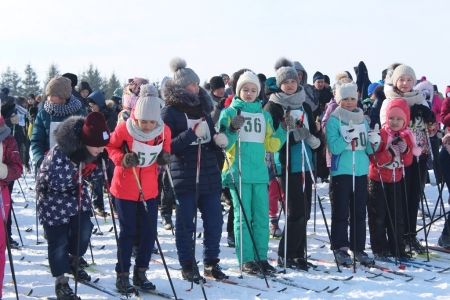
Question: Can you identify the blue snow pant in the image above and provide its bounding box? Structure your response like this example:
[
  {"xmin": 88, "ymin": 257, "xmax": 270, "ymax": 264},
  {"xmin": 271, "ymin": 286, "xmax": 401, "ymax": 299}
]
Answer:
[
  {"xmin": 115, "ymin": 198, "xmax": 157, "ymax": 273},
  {"xmin": 330, "ymin": 175, "xmax": 368, "ymax": 251},
  {"xmin": 175, "ymin": 191, "xmax": 222, "ymax": 267},
  {"xmin": 45, "ymin": 211, "xmax": 93, "ymax": 277}
]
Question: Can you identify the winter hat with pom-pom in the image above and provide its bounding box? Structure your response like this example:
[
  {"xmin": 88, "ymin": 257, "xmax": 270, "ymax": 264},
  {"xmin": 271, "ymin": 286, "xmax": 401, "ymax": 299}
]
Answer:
[
  {"xmin": 133, "ymin": 84, "xmax": 163, "ymax": 122},
  {"xmin": 236, "ymin": 71, "xmax": 261, "ymax": 97},
  {"xmin": 170, "ymin": 58, "xmax": 200, "ymax": 88},
  {"xmin": 335, "ymin": 72, "xmax": 349, "ymax": 82},
  {"xmin": 335, "ymin": 79, "xmax": 357, "ymax": 104},
  {"xmin": 274, "ymin": 58, "xmax": 299, "ymax": 88}
]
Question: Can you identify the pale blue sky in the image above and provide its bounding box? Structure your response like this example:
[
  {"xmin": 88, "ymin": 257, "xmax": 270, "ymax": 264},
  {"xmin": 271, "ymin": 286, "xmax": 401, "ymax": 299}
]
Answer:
[{"xmin": 1, "ymin": 0, "xmax": 449, "ymax": 92}]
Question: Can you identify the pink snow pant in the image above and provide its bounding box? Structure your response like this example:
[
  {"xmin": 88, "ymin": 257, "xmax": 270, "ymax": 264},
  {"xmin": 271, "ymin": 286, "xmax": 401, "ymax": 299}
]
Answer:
[
  {"xmin": 269, "ymin": 178, "xmax": 284, "ymax": 219},
  {"xmin": 0, "ymin": 187, "xmax": 11, "ymax": 298}
]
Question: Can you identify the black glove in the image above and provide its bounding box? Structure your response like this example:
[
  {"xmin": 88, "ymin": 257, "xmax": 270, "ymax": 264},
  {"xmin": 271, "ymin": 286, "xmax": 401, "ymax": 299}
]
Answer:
[
  {"xmin": 97, "ymin": 149, "xmax": 109, "ymax": 162},
  {"xmin": 410, "ymin": 104, "xmax": 432, "ymax": 120},
  {"xmin": 121, "ymin": 152, "xmax": 139, "ymax": 168},
  {"xmin": 70, "ymin": 148, "xmax": 88, "ymax": 167},
  {"xmin": 216, "ymin": 98, "xmax": 226, "ymax": 110},
  {"xmin": 156, "ymin": 150, "xmax": 172, "ymax": 166}
]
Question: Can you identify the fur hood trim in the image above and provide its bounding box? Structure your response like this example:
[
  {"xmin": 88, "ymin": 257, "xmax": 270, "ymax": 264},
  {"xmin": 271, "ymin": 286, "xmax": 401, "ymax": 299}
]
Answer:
[
  {"xmin": 162, "ymin": 79, "xmax": 213, "ymax": 114},
  {"xmin": 54, "ymin": 115, "xmax": 85, "ymax": 156},
  {"xmin": 106, "ymin": 99, "xmax": 115, "ymax": 110}
]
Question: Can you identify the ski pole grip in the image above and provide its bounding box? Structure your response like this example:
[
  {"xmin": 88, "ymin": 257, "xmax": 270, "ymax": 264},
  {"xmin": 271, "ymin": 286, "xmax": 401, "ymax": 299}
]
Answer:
[
  {"xmin": 237, "ymin": 109, "xmax": 241, "ymax": 116},
  {"xmin": 351, "ymin": 140, "xmax": 355, "ymax": 151}
]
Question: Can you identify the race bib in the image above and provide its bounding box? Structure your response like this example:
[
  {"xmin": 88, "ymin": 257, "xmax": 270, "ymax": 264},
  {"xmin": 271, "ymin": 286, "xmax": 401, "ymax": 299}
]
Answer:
[
  {"xmin": 49, "ymin": 121, "xmax": 62, "ymax": 150},
  {"xmin": 132, "ymin": 140, "xmax": 163, "ymax": 168},
  {"xmin": 187, "ymin": 117, "xmax": 211, "ymax": 145},
  {"xmin": 340, "ymin": 123, "xmax": 367, "ymax": 151},
  {"xmin": 18, "ymin": 113, "xmax": 25, "ymax": 126},
  {"xmin": 240, "ymin": 112, "xmax": 266, "ymax": 143}
]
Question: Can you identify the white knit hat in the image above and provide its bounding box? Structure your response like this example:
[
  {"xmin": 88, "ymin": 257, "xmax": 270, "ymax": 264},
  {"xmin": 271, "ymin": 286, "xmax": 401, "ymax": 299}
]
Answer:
[
  {"xmin": 335, "ymin": 80, "xmax": 357, "ymax": 104},
  {"xmin": 134, "ymin": 84, "xmax": 162, "ymax": 121},
  {"xmin": 391, "ymin": 65, "xmax": 416, "ymax": 88},
  {"xmin": 236, "ymin": 71, "xmax": 261, "ymax": 96}
]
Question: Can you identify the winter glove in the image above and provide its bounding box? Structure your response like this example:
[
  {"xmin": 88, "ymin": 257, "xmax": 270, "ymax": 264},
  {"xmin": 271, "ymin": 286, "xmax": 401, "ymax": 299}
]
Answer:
[
  {"xmin": 293, "ymin": 127, "xmax": 311, "ymax": 142},
  {"xmin": 368, "ymin": 124, "xmax": 381, "ymax": 145},
  {"xmin": 229, "ymin": 114, "xmax": 245, "ymax": 132},
  {"xmin": 345, "ymin": 120, "xmax": 360, "ymax": 142},
  {"xmin": 193, "ymin": 122, "xmax": 207, "ymax": 138},
  {"xmin": 121, "ymin": 152, "xmax": 139, "ymax": 168},
  {"xmin": 389, "ymin": 145, "xmax": 400, "ymax": 157},
  {"xmin": 156, "ymin": 150, "xmax": 172, "ymax": 166},
  {"xmin": 364, "ymin": 115, "xmax": 371, "ymax": 125},
  {"xmin": 410, "ymin": 104, "xmax": 432, "ymax": 120},
  {"xmin": 213, "ymin": 133, "xmax": 228, "ymax": 148},
  {"xmin": 216, "ymin": 98, "xmax": 226, "ymax": 110},
  {"xmin": 10, "ymin": 113, "xmax": 19, "ymax": 125},
  {"xmin": 396, "ymin": 140, "xmax": 408, "ymax": 153},
  {"xmin": 305, "ymin": 135, "xmax": 321, "ymax": 149},
  {"xmin": 280, "ymin": 115, "xmax": 295, "ymax": 131},
  {"xmin": 70, "ymin": 148, "xmax": 88, "ymax": 167},
  {"xmin": 0, "ymin": 162, "xmax": 7, "ymax": 179}
]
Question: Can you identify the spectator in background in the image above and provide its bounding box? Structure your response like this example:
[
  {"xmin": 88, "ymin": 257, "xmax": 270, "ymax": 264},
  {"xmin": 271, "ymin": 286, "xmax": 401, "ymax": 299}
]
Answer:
[
  {"xmin": 209, "ymin": 76, "xmax": 227, "ymax": 124},
  {"xmin": 324, "ymin": 75, "xmax": 331, "ymax": 91},
  {"xmin": 354, "ymin": 61, "xmax": 372, "ymax": 101},
  {"xmin": 78, "ymin": 81, "xmax": 93, "ymax": 110},
  {"xmin": 62, "ymin": 73, "xmax": 82, "ymax": 100},
  {"xmin": 222, "ymin": 73, "xmax": 232, "ymax": 96},
  {"xmin": 258, "ymin": 73, "xmax": 268, "ymax": 106}
]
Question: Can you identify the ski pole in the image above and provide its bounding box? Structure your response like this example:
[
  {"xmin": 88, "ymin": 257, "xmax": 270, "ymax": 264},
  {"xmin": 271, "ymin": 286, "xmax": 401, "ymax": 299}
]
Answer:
[
  {"xmin": 297, "ymin": 111, "xmax": 309, "ymax": 266},
  {"xmin": 282, "ymin": 107, "xmax": 291, "ymax": 273},
  {"xmin": 212, "ymin": 126, "xmax": 270, "ymax": 287},
  {"xmin": 416, "ymin": 155, "xmax": 430, "ymax": 261},
  {"xmin": 74, "ymin": 163, "xmax": 83, "ymax": 298},
  {"xmin": 16, "ymin": 179, "xmax": 28, "ymax": 202},
  {"xmin": 192, "ymin": 118, "xmax": 204, "ymax": 290},
  {"xmin": 10, "ymin": 204, "xmax": 23, "ymax": 247},
  {"xmin": 21, "ymin": 172, "xmax": 32, "ymax": 190},
  {"xmin": 101, "ymin": 159, "xmax": 129, "ymax": 298},
  {"xmin": 401, "ymin": 160, "xmax": 413, "ymax": 255},
  {"xmin": 0, "ymin": 190, "xmax": 19, "ymax": 300},
  {"xmin": 165, "ymin": 166, "xmax": 207, "ymax": 299},
  {"xmin": 123, "ymin": 142, "xmax": 179, "ymax": 300},
  {"xmin": 349, "ymin": 120, "xmax": 357, "ymax": 273},
  {"xmin": 35, "ymin": 197, "xmax": 43, "ymax": 245},
  {"xmin": 237, "ymin": 110, "xmax": 243, "ymax": 277}
]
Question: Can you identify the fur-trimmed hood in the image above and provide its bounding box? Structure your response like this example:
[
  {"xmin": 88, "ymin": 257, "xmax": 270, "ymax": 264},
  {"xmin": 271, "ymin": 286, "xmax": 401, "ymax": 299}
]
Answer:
[
  {"xmin": 162, "ymin": 79, "xmax": 213, "ymax": 115},
  {"xmin": 54, "ymin": 115, "xmax": 85, "ymax": 156},
  {"xmin": 414, "ymin": 80, "xmax": 434, "ymax": 95},
  {"xmin": 106, "ymin": 99, "xmax": 115, "ymax": 110}
]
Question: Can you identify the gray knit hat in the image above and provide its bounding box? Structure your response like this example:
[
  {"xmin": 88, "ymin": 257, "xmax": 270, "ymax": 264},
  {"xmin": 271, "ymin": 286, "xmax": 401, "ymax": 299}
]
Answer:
[
  {"xmin": 46, "ymin": 76, "xmax": 72, "ymax": 99},
  {"xmin": 335, "ymin": 80, "xmax": 357, "ymax": 104},
  {"xmin": 169, "ymin": 58, "xmax": 200, "ymax": 88},
  {"xmin": 134, "ymin": 84, "xmax": 162, "ymax": 122},
  {"xmin": 391, "ymin": 65, "xmax": 416, "ymax": 88},
  {"xmin": 274, "ymin": 58, "xmax": 300, "ymax": 88}
]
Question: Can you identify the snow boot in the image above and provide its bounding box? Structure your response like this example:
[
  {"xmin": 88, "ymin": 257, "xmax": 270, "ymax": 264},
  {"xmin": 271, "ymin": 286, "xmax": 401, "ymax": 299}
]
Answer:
[
  {"xmin": 258, "ymin": 260, "xmax": 276, "ymax": 274},
  {"xmin": 438, "ymin": 234, "xmax": 450, "ymax": 249},
  {"xmin": 269, "ymin": 219, "xmax": 282, "ymax": 238},
  {"xmin": 161, "ymin": 214, "xmax": 173, "ymax": 230},
  {"xmin": 116, "ymin": 272, "xmax": 138, "ymax": 295},
  {"xmin": 405, "ymin": 235, "xmax": 426, "ymax": 254},
  {"xmin": 242, "ymin": 261, "xmax": 260, "ymax": 274},
  {"xmin": 181, "ymin": 261, "xmax": 205, "ymax": 284},
  {"xmin": 69, "ymin": 256, "xmax": 91, "ymax": 282},
  {"xmin": 133, "ymin": 267, "xmax": 155, "ymax": 291},
  {"xmin": 354, "ymin": 251, "xmax": 374, "ymax": 266},
  {"xmin": 277, "ymin": 256, "xmax": 302, "ymax": 270},
  {"xmin": 55, "ymin": 277, "xmax": 80, "ymax": 300},
  {"xmin": 334, "ymin": 249, "xmax": 352, "ymax": 266},
  {"xmin": 204, "ymin": 258, "xmax": 228, "ymax": 279}
]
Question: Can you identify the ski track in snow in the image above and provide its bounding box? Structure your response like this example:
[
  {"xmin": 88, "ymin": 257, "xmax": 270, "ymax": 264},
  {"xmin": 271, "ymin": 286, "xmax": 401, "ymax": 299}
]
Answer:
[{"xmin": 3, "ymin": 170, "xmax": 450, "ymax": 299}]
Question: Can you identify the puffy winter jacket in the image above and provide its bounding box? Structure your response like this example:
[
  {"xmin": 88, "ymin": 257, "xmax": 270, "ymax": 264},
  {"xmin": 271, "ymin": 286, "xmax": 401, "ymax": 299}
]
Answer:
[{"xmin": 0, "ymin": 135, "xmax": 22, "ymax": 189}]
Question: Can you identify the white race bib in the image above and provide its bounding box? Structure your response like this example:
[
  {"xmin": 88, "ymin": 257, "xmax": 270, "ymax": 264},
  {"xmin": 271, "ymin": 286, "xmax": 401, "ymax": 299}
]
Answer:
[
  {"xmin": 381, "ymin": 145, "xmax": 402, "ymax": 170},
  {"xmin": 187, "ymin": 117, "xmax": 211, "ymax": 145},
  {"xmin": 132, "ymin": 140, "xmax": 163, "ymax": 168},
  {"xmin": 340, "ymin": 123, "xmax": 368, "ymax": 151},
  {"xmin": 18, "ymin": 113, "xmax": 25, "ymax": 126},
  {"xmin": 49, "ymin": 121, "xmax": 62, "ymax": 150},
  {"xmin": 240, "ymin": 111, "xmax": 266, "ymax": 143}
]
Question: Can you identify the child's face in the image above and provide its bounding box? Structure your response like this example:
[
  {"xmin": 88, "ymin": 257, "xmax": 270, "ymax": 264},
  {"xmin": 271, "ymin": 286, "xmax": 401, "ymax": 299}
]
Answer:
[
  {"xmin": 396, "ymin": 75, "xmax": 414, "ymax": 93},
  {"xmin": 388, "ymin": 116, "xmax": 405, "ymax": 131},
  {"xmin": 86, "ymin": 145, "xmax": 105, "ymax": 157},
  {"xmin": 339, "ymin": 97, "xmax": 357, "ymax": 111},
  {"xmin": 89, "ymin": 103, "xmax": 100, "ymax": 112},
  {"xmin": 80, "ymin": 90, "xmax": 90, "ymax": 99},
  {"xmin": 137, "ymin": 120, "xmax": 157, "ymax": 133},
  {"xmin": 47, "ymin": 95, "xmax": 65, "ymax": 104},
  {"xmin": 280, "ymin": 79, "xmax": 298, "ymax": 95},
  {"xmin": 239, "ymin": 83, "xmax": 258, "ymax": 102},
  {"xmin": 185, "ymin": 82, "xmax": 200, "ymax": 94}
]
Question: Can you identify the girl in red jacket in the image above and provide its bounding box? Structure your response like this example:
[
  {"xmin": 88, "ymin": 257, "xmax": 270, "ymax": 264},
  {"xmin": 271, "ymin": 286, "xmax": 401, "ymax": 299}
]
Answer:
[
  {"xmin": 368, "ymin": 98, "xmax": 420, "ymax": 259},
  {"xmin": 0, "ymin": 116, "xmax": 22, "ymax": 299},
  {"xmin": 106, "ymin": 84, "xmax": 171, "ymax": 295}
]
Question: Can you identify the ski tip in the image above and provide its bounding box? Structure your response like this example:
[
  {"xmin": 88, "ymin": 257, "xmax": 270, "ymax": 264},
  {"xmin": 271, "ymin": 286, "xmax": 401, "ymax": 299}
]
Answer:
[
  {"xmin": 26, "ymin": 288, "xmax": 33, "ymax": 296},
  {"xmin": 93, "ymin": 278, "xmax": 100, "ymax": 283},
  {"xmin": 109, "ymin": 227, "xmax": 114, "ymax": 232}
]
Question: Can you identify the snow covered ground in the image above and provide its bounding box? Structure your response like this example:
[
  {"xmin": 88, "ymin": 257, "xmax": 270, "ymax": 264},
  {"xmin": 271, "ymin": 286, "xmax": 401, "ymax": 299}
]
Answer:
[{"xmin": 3, "ymin": 170, "xmax": 450, "ymax": 299}]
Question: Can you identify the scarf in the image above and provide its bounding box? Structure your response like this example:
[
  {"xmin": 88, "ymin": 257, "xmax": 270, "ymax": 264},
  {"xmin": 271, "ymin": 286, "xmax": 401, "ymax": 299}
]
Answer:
[
  {"xmin": 126, "ymin": 118, "xmax": 163, "ymax": 142},
  {"xmin": 0, "ymin": 126, "xmax": 11, "ymax": 143},
  {"xmin": 269, "ymin": 87, "xmax": 306, "ymax": 110},
  {"xmin": 44, "ymin": 95, "xmax": 83, "ymax": 117},
  {"xmin": 385, "ymin": 89, "xmax": 424, "ymax": 107},
  {"xmin": 331, "ymin": 107, "xmax": 364, "ymax": 125}
]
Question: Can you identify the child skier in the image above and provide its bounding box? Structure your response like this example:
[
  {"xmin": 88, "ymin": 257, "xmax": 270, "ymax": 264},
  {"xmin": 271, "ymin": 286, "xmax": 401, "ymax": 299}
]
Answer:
[
  {"xmin": 161, "ymin": 58, "xmax": 229, "ymax": 283},
  {"xmin": 218, "ymin": 70, "xmax": 291, "ymax": 274},
  {"xmin": 106, "ymin": 84, "xmax": 172, "ymax": 294},
  {"xmin": 264, "ymin": 58, "xmax": 320, "ymax": 271},
  {"xmin": 368, "ymin": 98, "xmax": 419, "ymax": 259},
  {"xmin": 325, "ymin": 78, "xmax": 379, "ymax": 266},
  {"xmin": 0, "ymin": 116, "xmax": 22, "ymax": 299},
  {"xmin": 37, "ymin": 112, "xmax": 110, "ymax": 300}
]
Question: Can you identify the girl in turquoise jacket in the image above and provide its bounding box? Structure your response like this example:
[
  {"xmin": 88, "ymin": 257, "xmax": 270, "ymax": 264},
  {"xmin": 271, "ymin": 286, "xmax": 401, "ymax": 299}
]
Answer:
[
  {"xmin": 325, "ymin": 79, "xmax": 379, "ymax": 266},
  {"xmin": 218, "ymin": 70, "xmax": 291, "ymax": 275}
]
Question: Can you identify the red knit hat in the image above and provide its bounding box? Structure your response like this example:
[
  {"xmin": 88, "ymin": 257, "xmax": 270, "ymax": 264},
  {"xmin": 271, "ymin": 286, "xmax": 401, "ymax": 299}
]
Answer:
[
  {"xmin": 81, "ymin": 112, "xmax": 110, "ymax": 147},
  {"xmin": 386, "ymin": 98, "xmax": 410, "ymax": 131}
]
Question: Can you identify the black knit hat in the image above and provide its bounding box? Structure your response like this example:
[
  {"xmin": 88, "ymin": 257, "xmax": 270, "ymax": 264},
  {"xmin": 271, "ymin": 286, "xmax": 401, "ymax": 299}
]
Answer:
[
  {"xmin": 27, "ymin": 93, "xmax": 35, "ymax": 99},
  {"xmin": 313, "ymin": 71, "xmax": 324, "ymax": 82},
  {"xmin": 209, "ymin": 76, "xmax": 225, "ymax": 91},
  {"xmin": 324, "ymin": 75, "xmax": 330, "ymax": 85},
  {"xmin": 62, "ymin": 73, "xmax": 78, "ymax": 88}
]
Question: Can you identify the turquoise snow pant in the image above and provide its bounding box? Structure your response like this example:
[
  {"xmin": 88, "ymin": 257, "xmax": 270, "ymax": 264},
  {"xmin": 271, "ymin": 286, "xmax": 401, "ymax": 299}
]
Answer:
[{"xmin": 229, "ymin": 182, "xmax": 269, "ymax": 264}]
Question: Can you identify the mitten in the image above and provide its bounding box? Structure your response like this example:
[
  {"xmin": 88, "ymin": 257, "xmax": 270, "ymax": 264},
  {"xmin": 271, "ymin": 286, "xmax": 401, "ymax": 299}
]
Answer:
[
  {"xmin": 305, "ymin": 135, "xmax": 321, "ymax": 149},
  {"xmin": 193, "ymin": 122, "xmax": 207, "ymax": 138},
  {"xmin": 156, "ymin": 150, "xmax": 172, "ymax": 166},
  {"xmin": 346, "ymin": 120, "xmax": 360, "ymax": 141},
  {"xmin": 389, "ymin": 145, "xmax": 400, "ymax": 157},
  {"xmin": 281, "ymin": 115, "xmax": 295, "ymax": 131},
  {"xmin": 368, "ymin": 124, "xmax": 381, "ymax": 145},
  {"xmin": 396, "ymin": 140, "xmax": 408, "ymax": 153},
  {"xmin": 229, "ymin": 114, "xmax": 245, "ymax": 132},
  {"xmin": 293, "ymin": 127, "xmax": 310, "ymax": 141},
  {"xmin": 213, "ymin": 133, "xmax": 228, "ymax": 148},
  {"xmin": 122, "ymin": 152, "xmax": 139, "ymax": 168}
]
